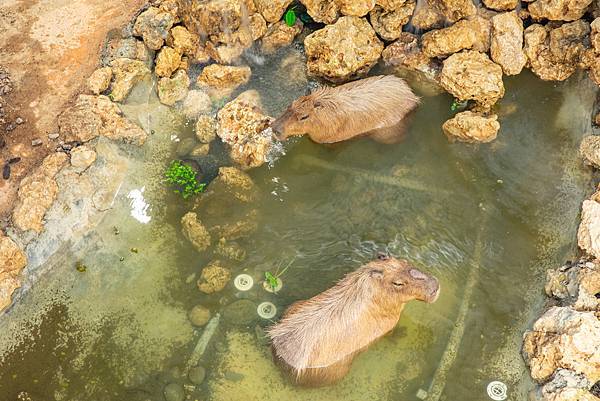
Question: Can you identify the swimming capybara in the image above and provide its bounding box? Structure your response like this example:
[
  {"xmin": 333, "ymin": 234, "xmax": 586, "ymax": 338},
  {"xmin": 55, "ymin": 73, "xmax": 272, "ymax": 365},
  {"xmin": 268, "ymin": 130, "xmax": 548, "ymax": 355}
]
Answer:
[
  {"xmin": 270, "ymin": 75, "xmax": 420, "ymax": 144},
  {"xmin": 267, "ymin": 255, "xmax": 440, "ymax": 386}
]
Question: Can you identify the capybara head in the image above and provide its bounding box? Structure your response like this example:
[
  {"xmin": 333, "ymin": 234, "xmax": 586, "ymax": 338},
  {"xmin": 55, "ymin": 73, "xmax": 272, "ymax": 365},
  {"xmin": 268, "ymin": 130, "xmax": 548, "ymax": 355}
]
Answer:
[
  {"xmin": 366, "ymin": 254, "xmax": 440, "ymax": 304},
  {"xmin": 271, "ymin": 95, "xmax": 320, "ymax": 140}
]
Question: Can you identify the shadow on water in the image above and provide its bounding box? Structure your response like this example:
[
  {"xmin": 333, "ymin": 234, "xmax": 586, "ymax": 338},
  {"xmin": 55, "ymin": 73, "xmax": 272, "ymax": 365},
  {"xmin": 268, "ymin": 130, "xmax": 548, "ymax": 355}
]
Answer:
[{"xmin": 0, "ymin": 42, "xmax": 596, "ymax": 401}]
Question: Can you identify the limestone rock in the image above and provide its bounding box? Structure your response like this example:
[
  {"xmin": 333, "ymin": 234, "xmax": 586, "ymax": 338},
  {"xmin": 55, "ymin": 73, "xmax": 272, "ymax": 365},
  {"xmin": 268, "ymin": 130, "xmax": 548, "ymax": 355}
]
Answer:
[
  {"xmin": 369, "ymin": 2, "xmax": 416, "ymax": 41},
  {"xmin": 217, "ymin": 93, "xmax": 274, "ymax": 170},
  {"xmin": 102, "ymin": 37, "xmax": 150, "ymax": 65},
  {"xmin": 58, "ymin": 95, "xmax": 147, "ymax": 145},
  {"xmin": 133, "ymin": 7, "xmax": 175, "ymax": 50},
  {"xmin": 0, "ymin": 234, "xmax": 27, "ymax": 312},
  {"xmin": 299, "ymin": 0, "xmax": 340, "ymax": 23},
  {"xmin": 411, "ymin": 3, "xmax": 446, "ymax": 31},
  {"xmin": 158, "ymin": 69, "xmax": 190, "ymax": 106},
  {"xmin": 545, "ymin": 259, "xmax": 600, "ymax": 312},
  {"xmin": 166, "ymin": 26, "xmax": 197, "ymax": 56},
  {"xmin": 254, "ymin": 0, "xmax": 294, "ymax": 22},
  {"xmin": 87, "ymin": 67, "xmax": 113, "ymax": 95},
  {"xmin": 376, "ymin": 0, "xmax": 408, "ymax": 9},
  {"xmin": 524, "ymin": 22, "xmax": 591, "ymax": 81},
  {"xmin": 539, "ymin": 369, "xmax": 597, "ymax": 401},
  {"xmin": 592, "ymin": 18, "xmax": 600, "ymax": 53},
  {"xmin": 528, "ymin": 0, "xmax": 592, "ymax": 21},
  {"xmin": 70, "ymin": 145, "xmax": 97, "ymax": 173},
  {"xmin": 467, "ymin": 14, "xmax": 493, "ymax": 53},
  {"xmin": 490, "ymin": 12, "xmax": 526, "ymax": 75},
  {"xmin": 215, "ymin": 238, "xmax": 246, "ymax": 261},
  {"xmin": 197, "ymin": 260, "xmax": 231, "ymax": 293},
  {"xmin": 189, "ymin": 305, "xmax": 211, "ymax": 326},
  {"xmin": 261, "ymin": 20, "xmax": 303, "ymax": 54},
  {"xmin": 190, "ymin": 143, "xmax": 210, "ymax": 156},
  {"xmin": 580, "ymin": 135, "xmax": 600, "ymax": 168},
  {"xmin": 196, "ymin": 64, "xmax": 251, "ymax": 99},
  {"xmin": 13, "ymin": 153, "xmax": 68, "ymax": 233},
  {"xmin": 155, "ymin": 46, "xmax": 182, "ymax": 78},
  {"xmin": 223, "ymin": 299, "xmax": 257, "ymax": 325},
  {"xmin": 181, "ymin": 212, "xmax": 211, "ymax": 252},
  {"xmin": 195, "ymin": 115, "xmax": 218, "ymax": 143},
  {"xmin": 522, "ymin": 306, "xmax": 600, "ymax": 383},
  {"xmin": 181, "ymin": 90, "xmax": 212, "ymax": 119},
  {"xmin": 577, "ymin": 199, "xmax": 600, "ymax": 260},
  {"xmin": 211, "ymin": 167, "xmax": 258, "ymax": 203},
  {"xmin": 422, "ymin": 19, "xmax": 478, "ymax": 58},
  {"xmin": 337, "ymin": 0, "xmax": 377, "ymax": 16},
  {"xmin": 249, "ymin": 13, "xmax": 268, "ymax": 40},
  {"xmin": 109, "ymin": 58, "xmax": 151, "ymax": 102},
  {"xmin": 483, "ymin": 0, "xmax": 518, "ymax": 10},
  {"xmin": 442, "ymin": 111, "xmax": 500, "ymax": 143},
  {"xmin": 440, "ymin": 50, "xmax": 505, "ymax": 108},
  {"xmin": 304, "ymin": 16, "xmax": 384, "ymax": 82},
  {"xmin": 434, "ymin": 0, "xmax": 477, "ymax": 22}
]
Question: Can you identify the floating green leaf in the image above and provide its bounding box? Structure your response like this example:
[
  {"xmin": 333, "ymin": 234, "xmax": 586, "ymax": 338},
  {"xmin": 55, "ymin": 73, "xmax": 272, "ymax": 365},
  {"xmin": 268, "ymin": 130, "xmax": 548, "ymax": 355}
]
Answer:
[
  {"xmin": 284, "ymin": 9, "xmax": 297, "ymax": 27},
  {"xmin": 164, "ymin": 160, "xmax": 206, "ymax": 200},
  {"xmin": 265, "ymin": 271, "xmax": 278, "ymax": 290}
]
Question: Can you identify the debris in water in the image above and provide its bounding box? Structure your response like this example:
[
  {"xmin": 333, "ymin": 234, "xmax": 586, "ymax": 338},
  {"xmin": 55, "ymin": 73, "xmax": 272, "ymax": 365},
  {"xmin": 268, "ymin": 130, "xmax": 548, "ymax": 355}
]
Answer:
[
  {"xmin": 31, "ymin": 139, "xmax": 42, "ymax": 146},
  {"xmin": 2, "ymin": 163, "xmax": 9, "ymax": 179},
  {"xmin": 130, "ymin": 247, "xmax": 138, "ymax": 253},
  {"xmin": 113, "ymin": 226, "xmax": 120, "ymax": 235},
  {"xmin": 257, "ymin": 301, "xmax": 277, "ymax": 319},
  {"xmin": 75, "ymin": 261, "xmax": 87, "ymax": 272},
  {"xmin": 186, "ymin": 313, "xmax": 220, "ymax": 371},
  {"xmin": 119, "ymin": 256, "xmax": 125, "ymax": 262}
]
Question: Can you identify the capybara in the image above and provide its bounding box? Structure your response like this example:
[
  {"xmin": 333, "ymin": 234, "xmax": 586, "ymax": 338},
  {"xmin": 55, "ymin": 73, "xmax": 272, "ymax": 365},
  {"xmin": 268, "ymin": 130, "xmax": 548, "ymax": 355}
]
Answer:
[
  {"xmin": 267, "ymin": 255, "xmax": 440, "ymax": 386},
  {"xmin": 270, "ymin": 75, "xmax": 420, "ymax": 144}
]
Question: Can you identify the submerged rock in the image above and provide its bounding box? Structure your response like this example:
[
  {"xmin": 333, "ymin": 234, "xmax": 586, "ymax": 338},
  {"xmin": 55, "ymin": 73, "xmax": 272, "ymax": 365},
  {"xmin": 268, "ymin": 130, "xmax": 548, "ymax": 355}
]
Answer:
[
  {"xmin": 528, "ymin": 0, "xmax": 592, "ymax": 21},
  {"xmin": 163, "ymin": 382, "xmax": 185, "ymax": 401},
  {"xmin": 577, "ymin": 199, "xmax": 600, "ymax": 260},
  {"xmin": 524, "ymin": 21, "xmax": 591, "ymax": 81},
  {"xmin": 523, "ymin": 306, "xmax": 600, "ymax": 384},
  {"xmin": 181, "ymin": 90, "xmax": 212, "ymax": 119},
  {"xmin": 109, "ymin": 58, "xmax": 150, "ymax": 102},
  {"xmin": 216, "ymin": 93, "xmax": 274, "ymax": 170},
  {"xmin": 133, "ymin": 7, "xmax": 175, "ymax": 50},
  {"xmin": 195, "ymin": 115, "xmax": 218, "ymax": 143},
  {"xmin": 545, "ymin": 259, "xmax": 600, "ymax": 312},
  {"xmin": 539, "ymin": 369, "xmax": 597, "ymax": 401},
  {"xmin": 210, "ymin": 167, "xmax": 258, "ymax": 203},
  {"xmin": 223, "ymin": 299, "xmax": 257, "ymax": 325},
  {"xmin": 155, "ymin": 46, "xmax": 182, "ymax": 78},
  {"xmin": 188, "ymin": 365, "xmax": 207, "ymax": 385},
  {"xmin": 87, "ymin": 67, "xmax": 113, "ymax": 95},
  {"xmin": 304, "ymin": 16, "xmax": 384, "ymax": 82},
  {"xmin": 580, "ymin": 135, "xmax": 600, "ymax": 168},
  {"xmin": 0, "ymin": 234, "xmax": 27, "ymax": 312},
  {"xmin": 300, "ymin": 0, "xmax": 340, "ymax": 23},
  {"xmin": 58, "ymin": 95, "xmax": 147, "ymax": 145},
  {"xmin": 215, "ymin": 238, "xmax": 246, "ymax": 261},
  {"xmin": 70, "ymin": 145, "xmax": 97, "ymax": 173},
  {"xmin": 196, "ymin": 64, "xmax": 251, "ymax": 99},
  {"xmin": 439, "ymin": 50, "xmax": 504, "ymax": 108},
  {"xmin": 261, "ymin": 20, "xmax": 303, "ymax": 54},
  {"xmin": 490, "ymin": 11, "xmax": 527, "ymax": 75},
  {"xmin": 181, "ymin": 212, "xmax": 211, "ymax": 252},
  {"xmin": 13, "ymin": 152, "xmax": 68, "ymax": 233},
  {"xmin": 442, "ymin": 111, "xmax": 500, "ymax": 143},
  {"xmin": 369, "ymin": 2, "xmax": 416, "ymax": 42},
  {"xmin": 189, "ymin": 305, "xmax": 212, "ymax": 326},
  {"xmin": 158, "ymin": 69, "xmax": 190, "ymax": 106},
  {"xmin": 197, "ymin": 260, "xmax": 231, "ymax": 294}
]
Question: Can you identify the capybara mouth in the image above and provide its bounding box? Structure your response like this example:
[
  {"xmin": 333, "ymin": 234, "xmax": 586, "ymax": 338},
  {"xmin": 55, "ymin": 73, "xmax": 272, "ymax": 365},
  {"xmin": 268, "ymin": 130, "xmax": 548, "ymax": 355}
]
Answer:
[{"xmin": 428, "ymin": 285, "xmax": 441, "ymax": 303}]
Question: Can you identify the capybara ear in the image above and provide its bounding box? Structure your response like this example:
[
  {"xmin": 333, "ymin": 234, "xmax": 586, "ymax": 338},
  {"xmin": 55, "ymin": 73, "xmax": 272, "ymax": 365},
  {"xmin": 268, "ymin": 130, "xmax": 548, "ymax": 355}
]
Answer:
[
  {"xmin": 313, "ymin": 100, "xmax": 324, "ymax": 109},
  {"xmin": 369, "ymin": 269, "xmax": 384, "ymax": 278}
]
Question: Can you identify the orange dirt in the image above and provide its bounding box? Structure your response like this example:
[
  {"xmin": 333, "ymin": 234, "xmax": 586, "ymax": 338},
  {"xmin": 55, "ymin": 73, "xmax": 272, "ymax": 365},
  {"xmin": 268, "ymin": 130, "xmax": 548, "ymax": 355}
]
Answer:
[{"xmin": 0, "ymin": 0, "xmax": 145, "ymax": 225}]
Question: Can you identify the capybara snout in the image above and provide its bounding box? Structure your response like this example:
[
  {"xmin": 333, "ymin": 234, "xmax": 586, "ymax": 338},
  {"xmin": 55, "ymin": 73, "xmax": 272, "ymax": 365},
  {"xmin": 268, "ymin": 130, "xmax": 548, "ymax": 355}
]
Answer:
[{"xmin": 268, "ymin": 256, "xmax": 439, "ymax": 386}]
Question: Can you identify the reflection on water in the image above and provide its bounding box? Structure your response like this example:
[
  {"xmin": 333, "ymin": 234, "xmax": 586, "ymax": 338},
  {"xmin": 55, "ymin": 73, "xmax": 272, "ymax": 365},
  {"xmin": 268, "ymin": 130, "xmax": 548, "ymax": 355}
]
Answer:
[{"xmin": 0, "ymin": 44, "xmax": 596, "ymax": 401}]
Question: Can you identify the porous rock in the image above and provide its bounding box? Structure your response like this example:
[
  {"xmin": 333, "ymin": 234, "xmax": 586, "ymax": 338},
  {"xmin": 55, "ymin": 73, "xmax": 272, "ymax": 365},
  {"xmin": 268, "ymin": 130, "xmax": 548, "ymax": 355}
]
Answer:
[
  {"xmin": 12, "ymin": 153, "xmax": 68, "ymax": 233},
  {"xmin": 87, "ymin": 67, "xmax": 113, "ymax": 95},
  {"xmin": 483, "ymin": 0, "xmax": 518, "ymax": 10},
  {"xmin": 539, "ymin": 369, "xmax": 597, "ymax": 401},
  {"xmin": 109, "ymin": 58, "xmax": 151, "ymax": 102},
  {"xmin": 0, "ymin": 235, "xmax": 27, "ymax": 312},
  {"xmin": 58, "ymin": 94, "xmax": 147, "ymax": 145},
  {"xmin": 166, "ymin": 26, "xmax": 197, "ymax": 56},
  {"xmin": 70, "ymin": 145, "xmax": 97, "ymax": 173},
  {"xmin": 545, "ymin": 259, "xmax": 600, "ymax": 312},
  {"xmin": 490, "ymin": 11, "xmax": 527, "ymax": 75},
  {"xmin": 195, "ymin": 115, "xmax": 218, "ymax": 143},
  {"xmin": 439, "ymin": 50, "xmax": 505, "ymax": 108},
  {"xmin": 181, "ymin": 212, "xmax": 211, "ymax": 252},
  {"xmin": 580, "ymin": 135, "xmax": 600, "ymax": 168},
  {"xmin": 216, "ymin": 92, "xmax": 274, "ymax": 170},
  {"xmin": 189, "ymin": 305, "xmax": 211, "ymax": 326},
  {"xmin": 433, "ymin": 0, "xmax": 477, "ymax": 22},
  {"xmin": 577, "ymin": 199, "xmax": 600, "ymax": 260},
  {"xmin": 249, "ymin": 13, "xmax": 268, "ymax": 40},
  {"xmin": 442, "ymin": 111, "xmax": 500, "ymax": 143},
  {"xmin": 210, "ymin": 166, "xmax": 258, "ymax": 203},
  {"xmin": 337, "ymin": 0, "xmax": 377, "ymax": 16},
  {"xmin": 196, "ymin": 64, "xmax": 251, "ymax": 98},
  {"xmin": 254, "ymin": 0, "xmax": 294, "ymax": 22},
  {"xmin": 522, "ymin": 306, "xmax": 600, "ymax": 383},
  {"xmin": 421, "ymin": 19, "xmax": 479, "ymax": 58},
  {"xmin": 304, "ymin": 16, "xmax": 384, "ymax": 82},
  {"xmin": 181, "ymin": 90, "xmax": 212, "ymax": 119},
  {"xmin": 299, "ymin": 0, "xmax": 340, "ymax": 24},
  {"xmin": 411, "ymin": 2, "xmax": 446, "ymax": 31},
  {"xmin": 155, "ymin": 46, "xmax": 182, "ymax": 78},
  {"xmin": 133, "ymin": 7, "xmax": 175, "ymax": 50},
  {"xmin": 158, "ymin": 69, "xmax": 190, "ymax": 106},
  {"xmin": 369, "ymin": 2, "xmax": 416, "ymax": 41},
  {"xmin": 197, "ymin": 260, "xmax": 231, "ymax": 293},
  {"xmin": 528, "ymin": 0, "xmax": 593, "ymax": 21},
  {"xmin": 261, "ymin": 20, "xmax": 303, "ymax": 54}
]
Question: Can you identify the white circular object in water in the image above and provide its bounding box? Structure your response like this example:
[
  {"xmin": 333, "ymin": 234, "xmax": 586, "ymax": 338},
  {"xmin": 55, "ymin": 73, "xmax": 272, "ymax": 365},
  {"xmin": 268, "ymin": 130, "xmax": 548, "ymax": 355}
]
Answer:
[
  {"xmin": 257, "ymin": 302, "xmax": 277, "ymax": 319},
  {"xmin": 487, "ymin": 381, "xmax": 508, "ymax": 401},
  {"xmin": 263, "ymin": 278, "xmax": 283, "ymax": 293},
  {"xmin": 234, "ymin": 274, "xmax": 254, "ymax": 291}
]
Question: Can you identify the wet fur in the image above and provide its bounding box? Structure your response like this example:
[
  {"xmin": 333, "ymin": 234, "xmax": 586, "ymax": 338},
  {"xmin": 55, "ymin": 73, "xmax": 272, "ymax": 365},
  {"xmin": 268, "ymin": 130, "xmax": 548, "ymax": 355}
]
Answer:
[
  {"xmin": 267, "ymin": 257, "xmax": 439, "ymax": 386},
  {"xmin": 272, "ymin": 75, "xmax": 420, "ymax": 144}
]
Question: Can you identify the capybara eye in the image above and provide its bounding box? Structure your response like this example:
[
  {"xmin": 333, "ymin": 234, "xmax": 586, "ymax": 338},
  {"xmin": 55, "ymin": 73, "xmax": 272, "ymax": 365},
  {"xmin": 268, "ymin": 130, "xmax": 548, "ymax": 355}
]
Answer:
[
  {"xmin": 392, "ymin": 281, "xmax": 405, "ymax": 287},
  {"xmin": 377, "ymin": 253, "xmax": 389, "ymax": 260},
  {"xmin": 299, "ymin": 114, "xmax": 309, "ymax": 121}
]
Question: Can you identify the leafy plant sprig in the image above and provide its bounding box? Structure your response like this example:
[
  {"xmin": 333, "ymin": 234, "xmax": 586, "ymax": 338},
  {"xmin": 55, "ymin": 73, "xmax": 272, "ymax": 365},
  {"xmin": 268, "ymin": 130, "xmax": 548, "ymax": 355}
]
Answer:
[
  {"xmin": 284, "ymin": 7, "xmax": 297, "ymax": 27},
  {"xmin": 164, "ymin": 160, "xmax": 206, "ymax": 200},
  {"xmin": 264, "ymin": 259, "xmax": 294, "ymax": 291}
]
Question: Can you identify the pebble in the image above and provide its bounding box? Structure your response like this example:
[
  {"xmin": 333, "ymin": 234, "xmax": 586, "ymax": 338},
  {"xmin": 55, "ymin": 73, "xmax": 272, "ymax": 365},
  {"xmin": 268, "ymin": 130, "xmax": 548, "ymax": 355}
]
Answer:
[
  {"xmin": 223, "ymin": 299, "xmax": 256, "ymax": 326},
  {"xmin": 48, "ymin": 133, "xmax": 59, "ymax": 139},
  {"xmin": 8, "ymin": 157, "xmax": 20, "ymax": 164},
  {"xmin": 188, "ymin": 365, "xmax": 206, "ymax": 385},
  {"xmin": 163, "ymin": 383, "xmax": 185, "ymax": 401},
  {"xmin": 0, "ymin": 136, "xmax": 5, "ymax": 148},
  {"xmin": 15, "ymin": 117, "xmax": 23, "ymax": 125},
  {"xmin": 5, "ymin": 123, "xmax": 15, "ymax": 132},
  {"xmin": 2, "ymin": 163, "xmax": 10, "ymax": 179},
  {"xmin": 188, "ymin": 305, "xmax": 211, "ymax": 327},
  {"xmin": 31, "ymin": 139, "xmax": 42, "ymax": 146}
]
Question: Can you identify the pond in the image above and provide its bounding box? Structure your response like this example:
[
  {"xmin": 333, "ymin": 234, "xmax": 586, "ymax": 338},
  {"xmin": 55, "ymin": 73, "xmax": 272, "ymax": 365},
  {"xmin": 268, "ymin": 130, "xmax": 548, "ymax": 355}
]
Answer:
[{"xmin": 0, "ymin": 44, "xmax": 596, "ymax": 401}]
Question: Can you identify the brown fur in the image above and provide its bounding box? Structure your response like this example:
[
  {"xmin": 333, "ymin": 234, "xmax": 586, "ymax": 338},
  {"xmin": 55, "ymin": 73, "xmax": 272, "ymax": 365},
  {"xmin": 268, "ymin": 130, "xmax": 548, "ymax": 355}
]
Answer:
[
  {"xmin": 267, "ymin": 256, "xmax": 440, "ymax": 386},
  {"xmin": 271, "ymin": 75, "xmax": 420, "ymax": 144}
]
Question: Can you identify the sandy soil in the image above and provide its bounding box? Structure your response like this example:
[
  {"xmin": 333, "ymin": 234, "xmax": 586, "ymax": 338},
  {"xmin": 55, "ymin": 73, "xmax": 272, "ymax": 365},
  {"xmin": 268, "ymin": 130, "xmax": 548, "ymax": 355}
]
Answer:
[{"xmin": 0, "ymin": 0, "xmax": 146, "ymax": 224}]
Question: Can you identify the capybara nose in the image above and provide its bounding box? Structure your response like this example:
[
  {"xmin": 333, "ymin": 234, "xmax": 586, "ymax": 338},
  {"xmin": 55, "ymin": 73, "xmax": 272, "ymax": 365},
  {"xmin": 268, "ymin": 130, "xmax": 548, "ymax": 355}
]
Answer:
[{"xmin": 377, "ymin": 253, "xmax": 389, "ymax": 260}]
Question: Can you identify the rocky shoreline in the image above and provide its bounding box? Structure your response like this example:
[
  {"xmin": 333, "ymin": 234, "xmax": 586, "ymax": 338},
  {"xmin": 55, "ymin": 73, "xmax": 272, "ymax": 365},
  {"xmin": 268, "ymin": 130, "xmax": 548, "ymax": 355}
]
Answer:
[{"xmin": 1, "ymin": 0, "xmax": 600, "ymax": 399}]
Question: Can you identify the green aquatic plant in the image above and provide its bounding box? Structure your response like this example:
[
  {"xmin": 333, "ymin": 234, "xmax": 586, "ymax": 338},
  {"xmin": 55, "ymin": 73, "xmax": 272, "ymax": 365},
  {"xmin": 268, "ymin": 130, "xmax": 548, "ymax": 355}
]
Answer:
[
  {"xmin": 264, "ymin": 259, "xmax": 294, "ymax": 292},
  {"xmin": 450, "ymin": 98, "xmax": 468, "ymax": 112},
  {"xmin": 284, "ymin": 8, "xmax": 297, "ymax": 27},
  {"xmin": 164, "ymin": 160, "xmax": 206, "ymax": 200}
]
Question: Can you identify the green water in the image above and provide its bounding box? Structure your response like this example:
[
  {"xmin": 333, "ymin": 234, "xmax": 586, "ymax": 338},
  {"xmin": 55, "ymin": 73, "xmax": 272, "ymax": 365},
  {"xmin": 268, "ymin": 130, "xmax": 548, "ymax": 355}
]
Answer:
[{"xmin": 0, "ymin": 45, "xmax": 596, "ymax": 401}]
